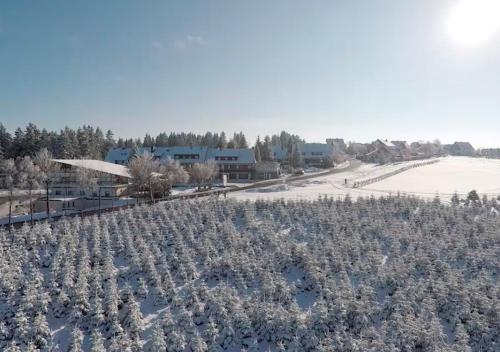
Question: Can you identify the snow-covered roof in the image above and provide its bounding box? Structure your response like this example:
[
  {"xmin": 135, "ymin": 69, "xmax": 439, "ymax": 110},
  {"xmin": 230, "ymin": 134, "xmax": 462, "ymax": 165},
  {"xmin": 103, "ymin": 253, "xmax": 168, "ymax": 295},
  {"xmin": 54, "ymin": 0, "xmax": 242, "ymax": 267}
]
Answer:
[
  {"xmin": 155, "ymin": 146, "xmax": 209, "ymax": 160},
  {"xmin": 391, "ymin": 141, "xmax": 410, "ymax": 150},
  {"xmin": 105, "ymin": 146, "xmax": 257, "ymax": 164},
  {"xmin": 206, "ymin": 148, "xmax": 256, "ymax": 164},
  {"xmin": 52, "ymin": 159, "xmax": 132, "ymax": 178},
  {"xmin": 376, "ymin": 139, "xmax": 396, "ymax": 148}
]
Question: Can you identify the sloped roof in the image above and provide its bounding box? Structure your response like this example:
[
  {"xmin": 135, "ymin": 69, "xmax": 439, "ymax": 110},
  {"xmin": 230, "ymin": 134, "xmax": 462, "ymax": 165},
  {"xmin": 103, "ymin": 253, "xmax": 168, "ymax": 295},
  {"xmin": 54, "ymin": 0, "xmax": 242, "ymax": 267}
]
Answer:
[
  {"xmin": 155, "ymin": 146, "xmax": 209, "ymax": 159},
  {"xmin": 206, "ymin": 148, "xmax": 256, "ymax": 164},
  {"xmin": 376, "ymin": 139, "xmax": 396, "ymax": 148},
  {"xmin": 52, "ymin": 159, "xmax": 132, "ymax": 178},
  {"xmin": 105, "ymin": 148, "xmax": 132, "ymax": 162}
]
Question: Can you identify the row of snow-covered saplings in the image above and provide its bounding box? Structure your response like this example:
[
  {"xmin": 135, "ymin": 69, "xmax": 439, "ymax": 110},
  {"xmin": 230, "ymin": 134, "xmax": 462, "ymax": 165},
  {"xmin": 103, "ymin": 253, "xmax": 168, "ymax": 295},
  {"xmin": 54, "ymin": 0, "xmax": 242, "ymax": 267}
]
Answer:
[{"xmin": 0, "ymin": 196, "xmax": 499, "ymax": 351}]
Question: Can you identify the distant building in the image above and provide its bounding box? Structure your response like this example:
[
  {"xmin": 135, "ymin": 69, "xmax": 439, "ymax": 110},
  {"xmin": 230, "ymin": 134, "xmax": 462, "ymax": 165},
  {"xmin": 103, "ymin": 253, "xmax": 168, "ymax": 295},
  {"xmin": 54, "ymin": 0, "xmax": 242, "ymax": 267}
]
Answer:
[
  {"xmin": 479, "ymin": 148, "xmax": 500, "ymax": 159},
  {"xmin": 443, "ymin": 142, "xmax": 475, "ymax": 156},
  {"xmin": 297, "ymin": 143, "xmax": 335, "ymax": 167},
  {"xmin": 347, "ymin": 142, "xmax": 370, "ymax": 156},
  {"xmin": 206, "ymin": 148, "xmax": 256, "ymax": 180},
  {"xmin": 105, "ymin": 146, "xmax": 208, "ymax": 167},
  {"xmin": 391, "ymin": 140, "xmax": 413, "ymax": 160},
  {"xmin": 34, "ymin": 159, "xmax": 132, "ymax": 213},
  {"xmin": 361, "ymin": 139, "xmax": 411, "ymax": 164},
  {"xmin": 107, "ymin": 147, "xmax": 258, "ymax": 180}
]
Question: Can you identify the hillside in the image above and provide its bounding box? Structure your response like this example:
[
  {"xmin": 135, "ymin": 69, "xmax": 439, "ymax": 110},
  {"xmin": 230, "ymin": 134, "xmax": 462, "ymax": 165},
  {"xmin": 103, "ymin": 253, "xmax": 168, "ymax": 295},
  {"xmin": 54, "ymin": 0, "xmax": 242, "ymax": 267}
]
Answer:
[
  {"xmin": 231, "ymin": 157, "xmax": 500, "ymax": 201},
  {"xmin": 0, "ymin": 197, "xmax": 499, "ymax": 351}
]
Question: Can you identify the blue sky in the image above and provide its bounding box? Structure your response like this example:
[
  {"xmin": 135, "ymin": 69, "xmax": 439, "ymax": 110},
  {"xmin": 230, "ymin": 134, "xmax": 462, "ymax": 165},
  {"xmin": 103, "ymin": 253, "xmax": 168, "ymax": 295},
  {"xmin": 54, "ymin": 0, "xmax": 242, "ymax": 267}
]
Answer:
[{"xmin": 1, "ymin": 0, "xmax": 500, "ymax": 147}]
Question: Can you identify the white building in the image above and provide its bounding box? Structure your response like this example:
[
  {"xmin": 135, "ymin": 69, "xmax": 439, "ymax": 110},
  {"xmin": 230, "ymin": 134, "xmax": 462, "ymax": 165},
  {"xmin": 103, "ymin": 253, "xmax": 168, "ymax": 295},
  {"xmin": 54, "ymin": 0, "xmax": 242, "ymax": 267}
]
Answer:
[{"xmin": 34, "ymin": 159, "xmax": 132, "ymax": 213}]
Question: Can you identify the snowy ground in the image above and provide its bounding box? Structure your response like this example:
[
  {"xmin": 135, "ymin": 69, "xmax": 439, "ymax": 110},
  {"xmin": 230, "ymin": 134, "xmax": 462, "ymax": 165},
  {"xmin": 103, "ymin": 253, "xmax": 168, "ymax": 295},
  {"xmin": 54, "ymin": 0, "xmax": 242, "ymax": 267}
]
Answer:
[
  {"xmin": 230, "ymin": 157, "xmax": 500, "ymax": 201},
  {"xmin": 0, "ymin": 198, "xmax": 138, "ymax": 225}
]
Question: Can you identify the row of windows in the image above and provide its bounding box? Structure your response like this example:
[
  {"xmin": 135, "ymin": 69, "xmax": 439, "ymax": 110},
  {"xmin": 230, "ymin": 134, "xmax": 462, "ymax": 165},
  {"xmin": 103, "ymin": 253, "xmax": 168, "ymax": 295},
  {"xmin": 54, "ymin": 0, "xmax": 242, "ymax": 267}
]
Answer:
[
  {"xmin": 215, "ymin": 156, "xmax": 238, "ymax": 161},
  {"xmin": 53, "ymin": 189, "xmax": 111, "ymax": 197},
  {"xmin": 174, "ymin": 154, "xmax": 200, "ymax": 159},
  {"xmin": 62, "ymin": 201, "xmax": 75, "ymax": 209}
]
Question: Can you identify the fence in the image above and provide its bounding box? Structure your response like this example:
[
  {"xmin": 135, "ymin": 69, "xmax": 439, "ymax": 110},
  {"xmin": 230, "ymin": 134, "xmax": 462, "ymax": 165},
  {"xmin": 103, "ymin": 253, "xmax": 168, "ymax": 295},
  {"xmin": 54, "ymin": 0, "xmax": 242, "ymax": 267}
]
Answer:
[{"xmin": 352, "ymin": 159, "xmax": 440, "ymax": 189}]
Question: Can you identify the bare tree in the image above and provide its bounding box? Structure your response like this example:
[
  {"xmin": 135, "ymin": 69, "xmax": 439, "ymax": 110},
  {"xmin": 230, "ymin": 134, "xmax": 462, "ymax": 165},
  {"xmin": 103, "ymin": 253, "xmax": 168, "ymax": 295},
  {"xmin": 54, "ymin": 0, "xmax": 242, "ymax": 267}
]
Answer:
[
  {"xmin": 128, "ymin": 152, "xmax": 159, "ymax": 203},
  {"xmin": 0, "ymin": 159, "xmax": 17, "ymax": 228},
  {"xmin": 157, "ymin": 160, "xmax": 189, "ymax": 196},
  {"xmin": 75, "ymin": 166, "xmax": 99, "ymax": 216},
  {"xmin": 191, "ymin": 161, "xmax": 218, "ymax": 191},
  {"xmin": 34, "ymin": 148, "xmax": 60, "ymax": 219},
  {"xmin": 16, "ymin": 156, "xmax": 41, "ymax": 225}
]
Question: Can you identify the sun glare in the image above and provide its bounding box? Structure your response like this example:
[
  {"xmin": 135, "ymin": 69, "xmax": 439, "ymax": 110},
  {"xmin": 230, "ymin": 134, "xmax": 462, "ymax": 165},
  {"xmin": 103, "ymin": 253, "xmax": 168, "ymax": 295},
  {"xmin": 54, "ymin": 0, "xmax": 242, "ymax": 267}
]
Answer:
[{"xmin": 447, "ymin": 0, "xmax": 500, "ymax": 47}]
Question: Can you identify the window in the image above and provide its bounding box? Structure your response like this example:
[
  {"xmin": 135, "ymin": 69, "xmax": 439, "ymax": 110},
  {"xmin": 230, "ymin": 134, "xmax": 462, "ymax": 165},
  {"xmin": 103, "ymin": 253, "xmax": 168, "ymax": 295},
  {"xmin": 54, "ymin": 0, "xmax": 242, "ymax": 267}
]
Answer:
[
  {"xmin": 105, "ymin": 191, "xmax": 110, "ymax": 197},
  {"xmin": 55, "ymin": 190, "xmax": 61, "ymax": 195}
]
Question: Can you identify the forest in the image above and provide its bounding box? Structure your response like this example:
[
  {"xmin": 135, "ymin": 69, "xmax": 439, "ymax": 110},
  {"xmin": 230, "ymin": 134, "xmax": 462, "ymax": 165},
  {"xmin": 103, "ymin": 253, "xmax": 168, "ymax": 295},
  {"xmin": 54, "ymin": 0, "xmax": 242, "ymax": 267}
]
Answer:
[
  {"xmin": 0, "ymin": 195, "xmax": 498, "ymax": 351},
  {"xmin": 0, "ymin": 122, "xmax": 302, "ymax": 161}
]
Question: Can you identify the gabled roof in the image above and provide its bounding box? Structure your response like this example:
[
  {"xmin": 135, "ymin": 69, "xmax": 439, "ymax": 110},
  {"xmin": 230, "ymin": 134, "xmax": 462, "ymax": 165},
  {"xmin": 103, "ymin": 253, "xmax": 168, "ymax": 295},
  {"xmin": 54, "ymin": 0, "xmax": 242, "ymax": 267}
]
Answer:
[
  {"xmin": 375, "ymin": 139, "xmax": 396, "ymax": 148},
  {"xmin": 52, "ymin": 159, "xmax": 132, "ymax": 178}
]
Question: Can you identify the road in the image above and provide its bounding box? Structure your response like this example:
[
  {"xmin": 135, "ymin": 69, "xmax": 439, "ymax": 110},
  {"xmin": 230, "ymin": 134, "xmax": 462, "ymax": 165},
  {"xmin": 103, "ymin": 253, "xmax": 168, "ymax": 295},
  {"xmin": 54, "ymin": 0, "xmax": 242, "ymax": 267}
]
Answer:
[{"xmin": 1, "ymin": 160, "xmax": 362, "ymax": 227}]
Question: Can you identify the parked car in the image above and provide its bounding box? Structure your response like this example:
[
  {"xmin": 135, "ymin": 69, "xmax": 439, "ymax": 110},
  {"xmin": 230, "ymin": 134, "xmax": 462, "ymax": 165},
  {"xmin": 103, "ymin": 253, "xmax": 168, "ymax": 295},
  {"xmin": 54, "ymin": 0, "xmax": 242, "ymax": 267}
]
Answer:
[{"xmin": 293, "ymin": 168, "xmax": 305, "ymax": 175}]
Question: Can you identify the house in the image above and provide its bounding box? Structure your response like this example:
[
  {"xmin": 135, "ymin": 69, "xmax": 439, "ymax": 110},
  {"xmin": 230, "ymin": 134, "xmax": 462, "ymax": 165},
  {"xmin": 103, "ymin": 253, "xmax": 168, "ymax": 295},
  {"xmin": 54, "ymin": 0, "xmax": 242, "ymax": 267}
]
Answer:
[
  {"xmin": 255, "ymin": 161, "xmax": 281, "ymax": 180},
  {"xmin": 347, "ymin": 142, "xmax": 370, "ymax": 156},
  {"xmin": 34, "ymin": 159, "xmax": 132, "ymax": 213},
  {"xmin": 156, "ymin": 146, "xmax": 209, "ymax": 167},
  {"xmin": 105, "ymin": 146, "xmax": 209, "ymax": 167},
  {"xmin": 206, "ymin": 148, "xmax": 256, "ymax": 180},
  {"xmin": 271, "ymin": 145, "xmax": 289, "ymax": 163},
  {"xmin": 391, "ymin": 140, "xmax": 413, "ymax": 160},
  {"xmin": 443, "ymin": 142, "xmax": 475, "ymax": 156},
  {"xmin": 105, "ymin": 147, "xmax": 133, "ymax": 164},
  {"xmin": 297, "ymin": 143, "xmax": 335, "ymax": 168},
  {"xmin": 409, "ymin": 142, "xmax": 443, "ymax": 158},
  {"xmin": 479, "ymin": 148, "xmax": 500, "ymax": 159},
  {"xmin": 363, "ymin": 139, "xmax": 400, "ymax": 163}
]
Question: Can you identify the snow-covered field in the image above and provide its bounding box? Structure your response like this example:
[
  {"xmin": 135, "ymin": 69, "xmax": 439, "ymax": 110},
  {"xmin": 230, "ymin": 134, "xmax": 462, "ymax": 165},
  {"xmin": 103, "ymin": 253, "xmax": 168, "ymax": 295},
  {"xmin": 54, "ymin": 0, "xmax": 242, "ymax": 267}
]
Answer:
[
  {"xmin": 230, "ymin": 157, "xmax": 500, "ymax": 201},
  {"xmin": 1, "ymin": 198, "xmax": 498, "ymax": 351}
]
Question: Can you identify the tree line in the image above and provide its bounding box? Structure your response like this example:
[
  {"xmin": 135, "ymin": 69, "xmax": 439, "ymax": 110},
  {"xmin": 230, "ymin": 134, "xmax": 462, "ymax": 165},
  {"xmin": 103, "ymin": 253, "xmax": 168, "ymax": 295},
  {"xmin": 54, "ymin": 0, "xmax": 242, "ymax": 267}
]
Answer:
[{"xmin": 0, "ymin": 122, "xmax": 304, "ymax": 161}]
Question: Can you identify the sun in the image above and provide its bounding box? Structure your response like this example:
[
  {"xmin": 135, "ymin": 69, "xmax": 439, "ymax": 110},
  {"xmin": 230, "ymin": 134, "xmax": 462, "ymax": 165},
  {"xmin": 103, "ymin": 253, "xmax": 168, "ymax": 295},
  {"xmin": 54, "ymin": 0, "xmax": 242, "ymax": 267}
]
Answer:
[{"xmin": 446, "ymin": 0, "xmax": 500, "ymax": 47}]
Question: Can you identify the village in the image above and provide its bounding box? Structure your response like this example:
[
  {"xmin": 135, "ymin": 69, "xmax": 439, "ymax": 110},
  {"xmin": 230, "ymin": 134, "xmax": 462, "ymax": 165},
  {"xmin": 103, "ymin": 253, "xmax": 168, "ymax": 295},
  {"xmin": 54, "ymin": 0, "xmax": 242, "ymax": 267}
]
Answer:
[{"xmin": 0, "ymin": 136, "xmax": 479, "ymax": 225}]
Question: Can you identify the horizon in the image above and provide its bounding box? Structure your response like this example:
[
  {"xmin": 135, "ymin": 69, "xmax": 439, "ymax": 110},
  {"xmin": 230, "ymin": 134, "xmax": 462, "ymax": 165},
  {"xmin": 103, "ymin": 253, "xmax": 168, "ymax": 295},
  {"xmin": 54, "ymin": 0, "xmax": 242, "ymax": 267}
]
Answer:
[
  {"xmin": 0, "ymin": 122, "xmax": 497, "ymax": 150},
  {"xmin": 2, "ymin": 1, "xmax": 500, "ymax": 148}
]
